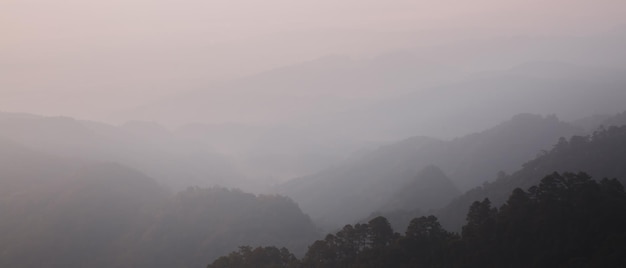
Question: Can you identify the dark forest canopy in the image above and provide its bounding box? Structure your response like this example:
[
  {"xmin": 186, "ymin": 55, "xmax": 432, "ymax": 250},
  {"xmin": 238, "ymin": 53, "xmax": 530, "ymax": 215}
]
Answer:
[
  {"xmin": 208, "ymin": 172, "xmax": 626, "ymax": 268},
  {"xmin": 438, "ymin": 124, "xmax": 626, "ymax": 231}
]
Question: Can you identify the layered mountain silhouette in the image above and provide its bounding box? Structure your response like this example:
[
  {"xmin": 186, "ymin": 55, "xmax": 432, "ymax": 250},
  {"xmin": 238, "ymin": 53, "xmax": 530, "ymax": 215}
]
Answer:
[
  {"xmin": 0, "ymin": 112, "xmax": 246, "ymax": 191},
  {"xmin": 277, "ymin": 114, "xmax": 582, "ymax": 227},
  {"xmin": 437, "ymin": 118, "xmax": 626, "ymax": 231},
  {"xmin": 380, "ymin": 165, "xmax": 460, "ymax": 212},
  {"xmin": 0, "ymin": 149, "xmax": 319, "ymax": 267}
]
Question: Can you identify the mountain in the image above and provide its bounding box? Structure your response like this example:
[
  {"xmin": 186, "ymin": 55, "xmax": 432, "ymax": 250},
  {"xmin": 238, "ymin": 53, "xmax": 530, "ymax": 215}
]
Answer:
[
  {"xmin": 116, "ymin": 56, "xmax": 626, "ymax": 186},
  {"xmin": 206, "ymin": 114, "xmax": 626, "ymax": 268},
  {"xmin": 277, "ymin": 114, "xmax": 582, "ymax": 228},
  {"xmin": 363, "ymin": 165, "xmax": 459, "ymax": 232},
  {"xmin": 124, "ymin": 52, "xmax": 464, "ymax": 126},
  {"xmin": 116, "ymin": 53, "xmax": 466, "ymax": 183},
  {"xmin": 0, "ymin": 161, "xmax": 168, "ymax": 267},
  {"xmin": 275, "ymin": 136, "xmax": 441, "ymax": 229},
  {"xmin": 572, "ymin": 110, "xmax": 626, "ymax": 132},
  {"xmin": 211, "ymin": 171, "xmax": 626, "ymax": 268},
  {"xmin": 0, "ymin": 137, "xmax": 79, "ymax": 196},
  {"xmin": 0, "ymin": 112, "xmax": 246, "ymax": 191},
  {"xmin": 380, "ymin": 165, "xmax": 460, "ymax": 213},
  {"xmin": 438, "ymin": 123, "xmax": 626, "ymax": 231},
  {"xmin": 129, "ymin": 187, "xmax": 319, "ymax": 268},
  {"xmin": 175, "ymin": 122, "xmax": 372, "ymax": 185},
  {"xmin": 0, "ymin": 146, "xmax": 320, "ymax": 267},
  {"xmin": 0, "ymin": 112, "xmax": 326, "ymax": 266},
  {"xmin": 299, "ymin": 61, "xmax": 626, "ymax": 140},
  {"xmin": 380, "ymin": 166, "xmax": 461, "ymax": 211},
  {"xmin": 121, "ymin": 29, "xmax": 626, "ymax": 132}
]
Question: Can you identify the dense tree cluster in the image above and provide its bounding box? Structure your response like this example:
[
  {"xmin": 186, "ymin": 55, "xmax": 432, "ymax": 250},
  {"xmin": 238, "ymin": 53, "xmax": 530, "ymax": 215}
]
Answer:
[
  {"xmin": 439, "ymin": 124, "xmax": 626, "ymax": 231},
  {"xmin": 460, "ymin": 172, "xmax": 626, "ymax": 267},
  {"xmin": 208, "ymin": 172, "xmax": 626, "ymax": 267},
  {"xmin": 209, "ymin": 246, "xmax": 300, "ymax": 268}
]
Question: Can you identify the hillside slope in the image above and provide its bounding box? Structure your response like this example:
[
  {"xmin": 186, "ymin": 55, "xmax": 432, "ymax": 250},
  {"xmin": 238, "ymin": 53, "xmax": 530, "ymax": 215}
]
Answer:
[
  {"xmin": 438, "ymin": 123, "xmax": 626, "ymax": 231},
  {"xmin": 278, "ymin": 114, "xmax": 582, "ymax": 227}
]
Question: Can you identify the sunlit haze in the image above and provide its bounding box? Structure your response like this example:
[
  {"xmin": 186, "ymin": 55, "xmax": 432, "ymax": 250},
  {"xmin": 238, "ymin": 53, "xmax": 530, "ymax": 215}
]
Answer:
[{"xmin": 3, "ymin": 0, "xmax": 626, "ymax": 124}]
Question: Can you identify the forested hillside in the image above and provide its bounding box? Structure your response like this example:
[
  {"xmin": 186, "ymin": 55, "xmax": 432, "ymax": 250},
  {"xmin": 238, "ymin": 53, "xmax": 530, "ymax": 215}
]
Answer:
[
  {"xmin": 208, "ymin": 116, "xmax": 626, "ymax": 267},
  {"xmin": 438, "ymin": 124, "xmax": 626, "ymax": 231},
  {"xmin": 1, "ymin": 112, "xmax": 623, "ymax": 267},
  {"xmin": 209, "ymin": 172, "xmax": 626, "ymax": 267}
]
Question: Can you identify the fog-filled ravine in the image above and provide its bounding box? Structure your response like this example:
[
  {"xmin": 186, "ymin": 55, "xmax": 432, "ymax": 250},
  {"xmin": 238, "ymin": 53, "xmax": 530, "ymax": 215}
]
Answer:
[{"xmin": 4, "ymin": 1, "xmax": 626, "ymax": 267}]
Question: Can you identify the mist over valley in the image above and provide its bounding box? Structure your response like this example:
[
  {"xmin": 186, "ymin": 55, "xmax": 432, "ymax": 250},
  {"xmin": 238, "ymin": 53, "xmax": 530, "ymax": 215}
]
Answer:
[{"xmin": 3, "ymin": 0, "xmax": 626, "ymax": 266}]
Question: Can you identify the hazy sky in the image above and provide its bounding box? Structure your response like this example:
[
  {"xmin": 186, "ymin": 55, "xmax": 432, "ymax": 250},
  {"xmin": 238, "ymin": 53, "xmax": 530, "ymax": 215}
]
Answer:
[{"xmin": 2, "ymin": 0, "xmax": 626, "ymax": 122}]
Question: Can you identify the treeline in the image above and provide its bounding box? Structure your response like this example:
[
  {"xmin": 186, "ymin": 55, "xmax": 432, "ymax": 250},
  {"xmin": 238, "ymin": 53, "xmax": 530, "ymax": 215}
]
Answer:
[
  {"xmin": 438, "ymin": 124, "xmax": 626, "ymax": 231},
  {"xmin": 208, "ymin": 172, "xmax": 626, "ymax": 267}
]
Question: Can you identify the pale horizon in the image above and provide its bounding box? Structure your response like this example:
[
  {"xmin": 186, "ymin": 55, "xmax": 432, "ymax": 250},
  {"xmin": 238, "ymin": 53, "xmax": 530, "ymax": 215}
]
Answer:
[{"xmin": 3, "ymin": 0, "xmax": 626, "ymax": 125}]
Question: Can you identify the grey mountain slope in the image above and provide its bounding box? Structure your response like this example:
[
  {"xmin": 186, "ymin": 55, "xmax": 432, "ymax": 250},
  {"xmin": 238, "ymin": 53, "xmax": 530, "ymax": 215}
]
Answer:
[
  {"xmin": 299, "ymin": 61, "xmax": 626, "ymax": 140},
  {"xmin": 120, "ymin": 59, "xmax": 626, "ymax": 186},
  {"xmin": 0, "ymin": 112, "xmax": 245, "ymax": 191},
  {"xmin": 0, "ymin": 137, "xmax": 319, "ymax": 268},
  {"xmin": 277, "ymin": 114, "xmax": 582, "ymax": 228},
  {"xmin": 569, "ymin": 111, "xmax": 626, "ymax": 135},
  {"xmin": 437, "ymin": 116, "xmax": 626, "ymax": 232},
  {"xmin": 125, "ymin": 52, "xmax": 464, "ymax": 126},
  {"xmin": 0, "ymin": 138, "xmax": 80, "ymax": 198},
  {"xmin": 380, "ymin": 165, "xmax": 460, "ymax": 213}
]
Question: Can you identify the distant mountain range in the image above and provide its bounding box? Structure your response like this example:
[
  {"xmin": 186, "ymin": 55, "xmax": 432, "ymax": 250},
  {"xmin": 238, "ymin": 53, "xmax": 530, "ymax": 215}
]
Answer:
[
  {"xmin": 0, "ymin": 141, "xmax": 319, "ymax": 267},
  {"xmin": 1, "ymin": 109, "xmax": 625, "ymax": 267},
  {"xmin": 0, "ymin": 112, "xmax": 247, "ymax": 191},
  {"xmin": 276, "ymin": 113, "xmax": 584, "ymax": 228},
  {"xmin": 437, "ymin": 116, "xmax": 626, "ymax": 231}
]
